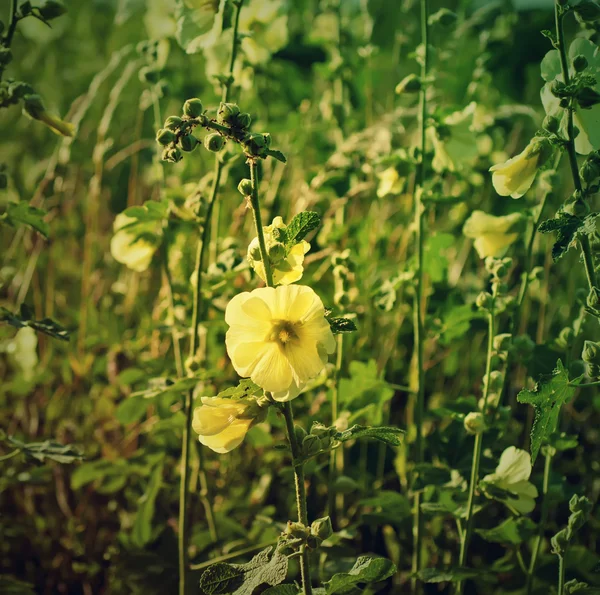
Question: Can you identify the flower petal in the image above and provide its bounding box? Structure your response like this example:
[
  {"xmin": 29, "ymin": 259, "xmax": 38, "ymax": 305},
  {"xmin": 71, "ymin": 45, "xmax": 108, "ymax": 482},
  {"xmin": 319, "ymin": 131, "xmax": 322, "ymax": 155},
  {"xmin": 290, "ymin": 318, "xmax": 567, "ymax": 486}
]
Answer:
[{"xmin": 198, "ymin": 418, "xmax": 252, "ymax": 453}]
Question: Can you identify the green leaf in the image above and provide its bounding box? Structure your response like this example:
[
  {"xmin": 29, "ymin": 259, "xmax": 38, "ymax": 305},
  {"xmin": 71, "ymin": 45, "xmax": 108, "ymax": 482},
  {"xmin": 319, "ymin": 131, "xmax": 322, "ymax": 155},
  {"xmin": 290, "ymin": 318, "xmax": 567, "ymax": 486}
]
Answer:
[
  {"xmin": 1, "ymin": 305, "xmax": 70, "ymax": 341},
  {"xmin": 335, "ymin": 425, "xmax": 404, "ymax": 447},
  {"xmin": 266, "ymin": 149, "xmax": 287, "ymax": 163},
  {"xmin": 286, "ymin": 211, "xmax": 321, "ymax": 245},
  {"xmin": 122, "ymin": 199, "xmax": 170, "ymax": 222},
  {"xmin": 424, "ymin": 232, "xmax": 454, "ymax": 283},
  {"xmin": 115, "ymin": 395, "xmax": 150, "ymax": 425},
  {"xmin": 327, "ymin": 316, "xmax": 357, "ymax": 334},
  {"xmin": 360, "ymin": 491, "xmax": 412, "ymax": 526},
  {"xmin": 548, "ymin": 432, "xmax": 579, "ymax": 451},
  {"xmin": 412, "ymin": 463, "xmax": 452, "ymax": 491},
  {"xmin": 476, "ymin": 517, "xmax": 537, "ymax": 545},
  {"xmin": 538, "ymin": 213, "xmax": 598, "ymax": 262},
  {"xmin": 261, "ymin": 587, "xmax": 299, "ymax": 595},
  {"xmin": 4, "ymin": 202, "xmax": 49, "ymax": 237},
  {"xmin": 325, "ymin": 556, "xmax": 396, "ymax": 593},
  {"xmin": 6, "ymin": 436, "xmax": 84, "ymax": 464},
  {"xmin": 517, "ymin": 360, "xmax": 581, "ymax": 463},
  {"xmin": 417, "ymin": 567, "xmax": 483, "ymax": 583},
  {"xmin": 215, "ymin": 378, "xmax": 263, "ymax": 400},
  {"xmin": 130, "ymin": 376, "xmax": 204, "ymax": 399},
  {"xmin": 199, "ymin": 547, "xmax": 289, "ymax": 595},
  {"xmin": 131, "ymin": 460, "xmax": 164, "ymax": 548},
  {"xmin": 0, "ymin": 576, "xmax": 36, "ymax": 594}
]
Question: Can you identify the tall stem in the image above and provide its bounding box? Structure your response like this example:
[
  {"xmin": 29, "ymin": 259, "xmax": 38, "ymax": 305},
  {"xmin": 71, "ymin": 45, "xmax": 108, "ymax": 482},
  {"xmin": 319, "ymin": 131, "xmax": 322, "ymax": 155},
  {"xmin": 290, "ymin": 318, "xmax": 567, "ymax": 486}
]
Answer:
[
  {"xmin": 557, "ymin": 554, "xmax": 566, "ymax": 595},
  {"xmin": 456, "ymin": 300, "xmax": 495, "ymax": 594},
  {"xmin": 247, "ymin": 162, "xmax": 312, "ymax": 594},
  {"xmin": 525, "ymin": 449, "xmax": 553, "ymax": 595},
  {"xmin": 554, "ymin": 1, "xmax": 597, "ymax": 291},
  {"xmin": 178, "ymin": 3, "xmax": 244, "ymax": 593},
  {"xmin": 411, "ymin": 0, "xmax": 429, "ymax": 588},
  {"xmin": 327, "ymin": 333, "xmax": 344, "ymax": 526}
]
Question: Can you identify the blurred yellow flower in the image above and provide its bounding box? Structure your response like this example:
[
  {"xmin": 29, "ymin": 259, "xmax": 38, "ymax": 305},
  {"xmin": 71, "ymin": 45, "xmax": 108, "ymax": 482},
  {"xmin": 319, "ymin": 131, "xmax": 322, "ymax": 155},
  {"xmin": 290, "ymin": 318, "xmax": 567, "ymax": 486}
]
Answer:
[
  {"xmin": 482, "ymin": 446, "xmax": 538, "ymax": 514},
  {"xmin": 192, "ymin": 396, "xmax": 266, "ymax": 453},
  {"xmin": 463, "ymin": 211, "xmax": 523, "ymax": 259},
  {"xmin": 376, "ymin": 167, "xmax": 405, "ymax": 197},
  {"xmin": 489, "ymin": 137, "xmax": 548, "ymax": 198},
  {"xmin": 239, "ymin": 0, "xmax": 288, "ymax": 65},
  {"xmin": 225, "ymin": 285, "xmax": 335, "ymax": 401},
  {"xmin": 247, "ymin": 216, "xmax": 310, "ymax": 286},
  {"xmin": 110, "ymin": 213, "xmax": 158, "ymax": 272}
]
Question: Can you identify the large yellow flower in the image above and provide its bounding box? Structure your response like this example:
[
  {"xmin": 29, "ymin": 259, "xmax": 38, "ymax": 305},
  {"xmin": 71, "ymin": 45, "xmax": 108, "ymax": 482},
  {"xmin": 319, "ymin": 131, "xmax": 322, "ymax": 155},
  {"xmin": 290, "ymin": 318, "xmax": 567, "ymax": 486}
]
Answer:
[
  {"xmin": 110, "ymin": 213, "xmax": 158, "ymax": 272},
  {"xmin": 225, "ymin": 285, "xmax": 336, "ymax": 401},
  {"xmin": 192, "ymin": 396, "xmax": 266, "ymax": 454},
  {"xmin": 489, "ymin": 137, "xmax": 548, "ymax": 199},
  {"xmin": 463, "ymin": 211, "xmax": 523, "ymax": 259},
  {"xmin": 247, "ymin": 216, "xmax": 310, "ymax": 286},
  {"xmin": 482, "ymin": 446, "xmax": 538, "ymax": 515}
]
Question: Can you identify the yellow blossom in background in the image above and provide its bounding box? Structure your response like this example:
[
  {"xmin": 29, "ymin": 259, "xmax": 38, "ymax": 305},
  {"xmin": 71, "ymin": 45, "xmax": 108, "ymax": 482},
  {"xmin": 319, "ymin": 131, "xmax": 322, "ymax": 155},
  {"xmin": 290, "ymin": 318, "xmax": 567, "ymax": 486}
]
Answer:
[
  {"xmin": 110, "ymin": 213, "xmax": 158, "ymax": 272},
  {"xmin": 482, "ymin": 446, "xmax": 538, "ymax": 514},
  {"xmin": 238, "ymin": 0, "xmax": 288, "ymax": 65},
  {"xmin": 247, "ymin": 216, "xmax": 310, "ymax": 285},
  {"xmin": 376, "ymin": 167, "xmax": 405, "ymax": 197},
  {"xmin": 489, "ymin": 137, "xmax": 549, "ymax": 198},
  {"xmin": 225, "ymin": 285, "xmax": 335, "ymax": 401},
  {"xmin": 192, "ymin": 396, "xmax": 266, "ymax": 453},
  {"xmin": 463, "ymin": 211, "xmax": 523, "ymax": 259}
]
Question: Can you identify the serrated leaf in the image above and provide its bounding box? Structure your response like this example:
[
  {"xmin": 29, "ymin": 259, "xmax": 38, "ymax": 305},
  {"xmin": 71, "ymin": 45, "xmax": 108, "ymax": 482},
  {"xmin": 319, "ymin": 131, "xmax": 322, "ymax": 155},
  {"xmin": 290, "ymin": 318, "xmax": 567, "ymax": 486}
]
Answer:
[
  {"xmin": 538, "ymin": 213, "xmax": 598, "ymax": 262},
  {"xmin": 325, "ymin": 556, "xmax": 396, "ymax": 593},
  {"xmin": 476, "ymin": 517, "xmax": 537, "ymax": 545},
  {"xmin": 327, "ymin": 316, "xmax": 357, "ymax": 334},
  {"xmin": 4, "ymin": 202, "xmax": 49, "ymax": 237},
  {"xmin": 7, "ymin": 436, "xmax": 84, "ymax": 464},
  {"xmin": 417, "ymin": 567, "xmax": 483, "ymax": 583},
  {"xmin": 335, "ymin": 425, "xmax": 404, "ymax": 447},
  {"xmin": 517, "ymin": 360, "xmax": 581, "ymax": 463},
  {"xmin": 261, "ymin": 586, "xmax": 299, "ymax": 595},
  {"xmin": 199, "ymin": 547, "xmax": 288, "ymax": 595},
  {"xmin": 286, "ymin": 211, "xmax": 321, "ymax": 245},
  {"xmin": 215, "ymin": 378, "xmax": 263, "ymax": 400},
  {"xmin": 1, "ymin": 306, "xmax": 70, "ymax": 341}
]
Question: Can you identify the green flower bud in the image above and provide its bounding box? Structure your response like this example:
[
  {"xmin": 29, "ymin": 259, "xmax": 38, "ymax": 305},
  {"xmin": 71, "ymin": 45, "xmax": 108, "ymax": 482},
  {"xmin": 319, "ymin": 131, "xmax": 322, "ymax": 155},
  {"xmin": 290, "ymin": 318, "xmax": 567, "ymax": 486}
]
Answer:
[
  {"xmin": 543, "ymin": 115, "xmax": 560, "ymax": 133},
  {"xmin": 310, "ymin": 516, "xmax": 333, "ymax": 541},
  {"xmin": 235, "ymin": 112, "xmax": 252, "ymax": 129},
  {"xmin": 551, "ymin": 528, "xmax": 570, "ymax": 556},
  {"xmin": 463, "ymin": 411, "xmax": 485, "ymax": 435},
  {"xmin": 294, "ymin": 425, "xmax": 307, "ymax": 443},
  {"xmin": 476, "ymin": 291, "xmax": 493, "ymax": 310},
  {"xmin": 285, "ymin": 521, "xmax": 309, "ymax": 539},
  {"xmin": 204, "ymin": 133, "xmax": 225, "ymax": 152},
  {"xmin": 564, "ymin": 198, "xmax": 591, "ymax": 217},
  {"xmin": 237, "ymin": 178, "xmax": 253, "ymax": 197},
  {"xmin": 242, "ymin": 132, "xmax": 269, "ymax": 158},
  {"xmin": 557, "ymin": 327, "xmax": 574, "ymax": 349},
  {"xmin": 582, "ymin": 340, "xmax": 600, "ymax": 364},
  {"xmin": 180, "ymin": 134, "xmax": 199, "ymax": 152},
  {"xmin": 156, "ymin": 128, "xmax": 176, "ymax": 146},
  {"xmin": 217, "ymin": 102, "xmax": 240, "ymax": 125},
  {"xmin": 573, "ymin": 54, "xmax": 589, "ymax": 72},
  {"xmin": 493, "ymin": 333, "xmax": 512, "ymax": 352},
  {"xmin": 164, "ymin": 116, "xmax": 182, "ymax": 131},
  {"xmin": 484, "ymin": 370, "xmax": 504, "ymax": 393},
  {"xmin": 574, "ymin": 0, "xmax": 600, "ymax": 23},
  {"xmin": 38, "ymin": 0, "xmax": 67, "ymax": 20},
  {"xmin": 183, "ymin": 98, "xmax": 204, "ymax": 118},
  {"xmin": 310, "ymin": 423, "xmax": 331, "ymax": 437},
  {"xmin": 395, "ymin": 74, "xmax": 422, "ymax": 94},
  {"xmin": 162, "ymin": 147, "xmax": 182, "ymax": 163},
  {"xmin": 302, "ymin": 434, "xmax": 322, "ymax": 457},
  {"xmin": 248, "ymin": 243, "xmax": 262, "ymax": 262}
]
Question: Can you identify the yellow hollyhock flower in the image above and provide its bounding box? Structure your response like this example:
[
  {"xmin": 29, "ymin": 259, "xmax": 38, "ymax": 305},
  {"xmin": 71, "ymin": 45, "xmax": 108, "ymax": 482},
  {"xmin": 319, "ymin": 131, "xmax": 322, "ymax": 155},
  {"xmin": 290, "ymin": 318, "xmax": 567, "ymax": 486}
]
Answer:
[
  {"xmin": 463, "ymin": 211, "xmax": 523, "ymax": 259},
  {"xmin": 110, "ymin": 213, "xmax": 158, "ymax": 272},
  {"xmin": 482, "ymin": 446, "xmax": 538, "ymax": 515},
  {"xmin": 247, "ymin": 216, "xmax": 310, "ymax": 286},
  {"xmin": 192, "ymin": 396, "xmax": 267, "ymax": 454},
  {"xmin": 489, "ymin": 137, "xmax": 549, "ymax": 198},
  {"xmin": 225, "ymin": 285, "xmax": 336, "ymax": 401}
]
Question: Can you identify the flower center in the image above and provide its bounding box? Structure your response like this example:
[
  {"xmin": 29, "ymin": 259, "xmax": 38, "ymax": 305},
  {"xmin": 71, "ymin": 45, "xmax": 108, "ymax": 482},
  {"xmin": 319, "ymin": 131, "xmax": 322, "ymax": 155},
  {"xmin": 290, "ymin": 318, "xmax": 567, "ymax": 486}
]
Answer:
[{"xmin": 270, "ymin": 320, "xmax": 299, "ymax": 348}]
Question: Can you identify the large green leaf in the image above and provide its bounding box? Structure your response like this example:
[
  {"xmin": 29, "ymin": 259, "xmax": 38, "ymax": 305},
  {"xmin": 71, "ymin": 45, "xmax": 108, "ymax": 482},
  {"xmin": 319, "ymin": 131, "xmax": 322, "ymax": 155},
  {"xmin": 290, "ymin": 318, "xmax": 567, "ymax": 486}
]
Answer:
[
  {"xmin": 476, "ymin": 517, "xmax": 537, "ymax": 545},
  {"xmin": 325, "ymin": 556, "xmax": 396, "ymax": 593}
]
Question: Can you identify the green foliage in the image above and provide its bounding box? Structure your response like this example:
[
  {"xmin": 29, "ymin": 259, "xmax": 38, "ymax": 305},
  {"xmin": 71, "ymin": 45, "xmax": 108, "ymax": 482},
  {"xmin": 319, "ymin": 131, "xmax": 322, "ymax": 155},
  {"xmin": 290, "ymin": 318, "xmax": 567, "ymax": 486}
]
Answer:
[
  {"xmin": 327, "ymin": 316, "xmax": 358, "ymax": 334},
  {"xmin": 285, "ymin": 211, "xmax": 321, "ymax": 245},
  {"xmin": 476, "ymin": 517, "xmax": 537, "ymax": 545},
  {"xmin": 323, "ymin": 556, "xmax": 396, "ymax": 593},
  {"xmin": 1, "ymin": 304, "xmax": 70, "ymax": 341},
  {"xmin": 5, "ymin": 435, "xmax": 83, "ymax": 464},
  {"xmin": 538, "ymin": 213, "xmax": 599, "ymax": 262},
  {"xmin": 517, "ymin": 360, "xmax": 582, "ymax": 463},
  {"xmin": 2, "ymin": 202, "xmax": 49, "ymax": 237}
]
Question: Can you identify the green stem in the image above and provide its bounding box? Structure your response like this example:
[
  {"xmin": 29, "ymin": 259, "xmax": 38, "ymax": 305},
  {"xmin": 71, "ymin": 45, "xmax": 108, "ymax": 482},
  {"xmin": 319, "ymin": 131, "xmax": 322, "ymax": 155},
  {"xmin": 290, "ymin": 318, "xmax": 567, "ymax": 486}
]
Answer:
[
  {"xmin": 411, "ymin": 0, "xmax": 429, "ymax": 589},
  {"xmin": 555, "ymin": 2, "xmax": 597, "ymax": 291},
  {"xmin": 526, "ymin": 449, "xmax": 553, "ymax": 595},
  {"xmin": 0, "ymin": 448, "xmax": 20, "ymax": 462},
  {"xmin": 557, "ymin": 554, "xmax": 566, "ymax": 595},
  {"xmin": 573, "ymin": 380, "xmax": 600, "ymax": 387},
  {"xmin": 281, "ymin": 402, "xmax": 313, "ymax": 595},
  {"xmin": 456, "ymin": 300, "xmax": 495, "ymax": 594},
  {"xmin": 1, "ymin": 0, "xmax": 19, "ymax": 80},
  {"xmin": 178, "ymin": 3, "xmax": 244, "ymax": 593},
  {"xmin": 327, "ymin": 333, "xmax": 344, "ymax": 526},
  {"xmin": 248, "ymin": 159, "xmax": 273, "ymax": 286}
]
